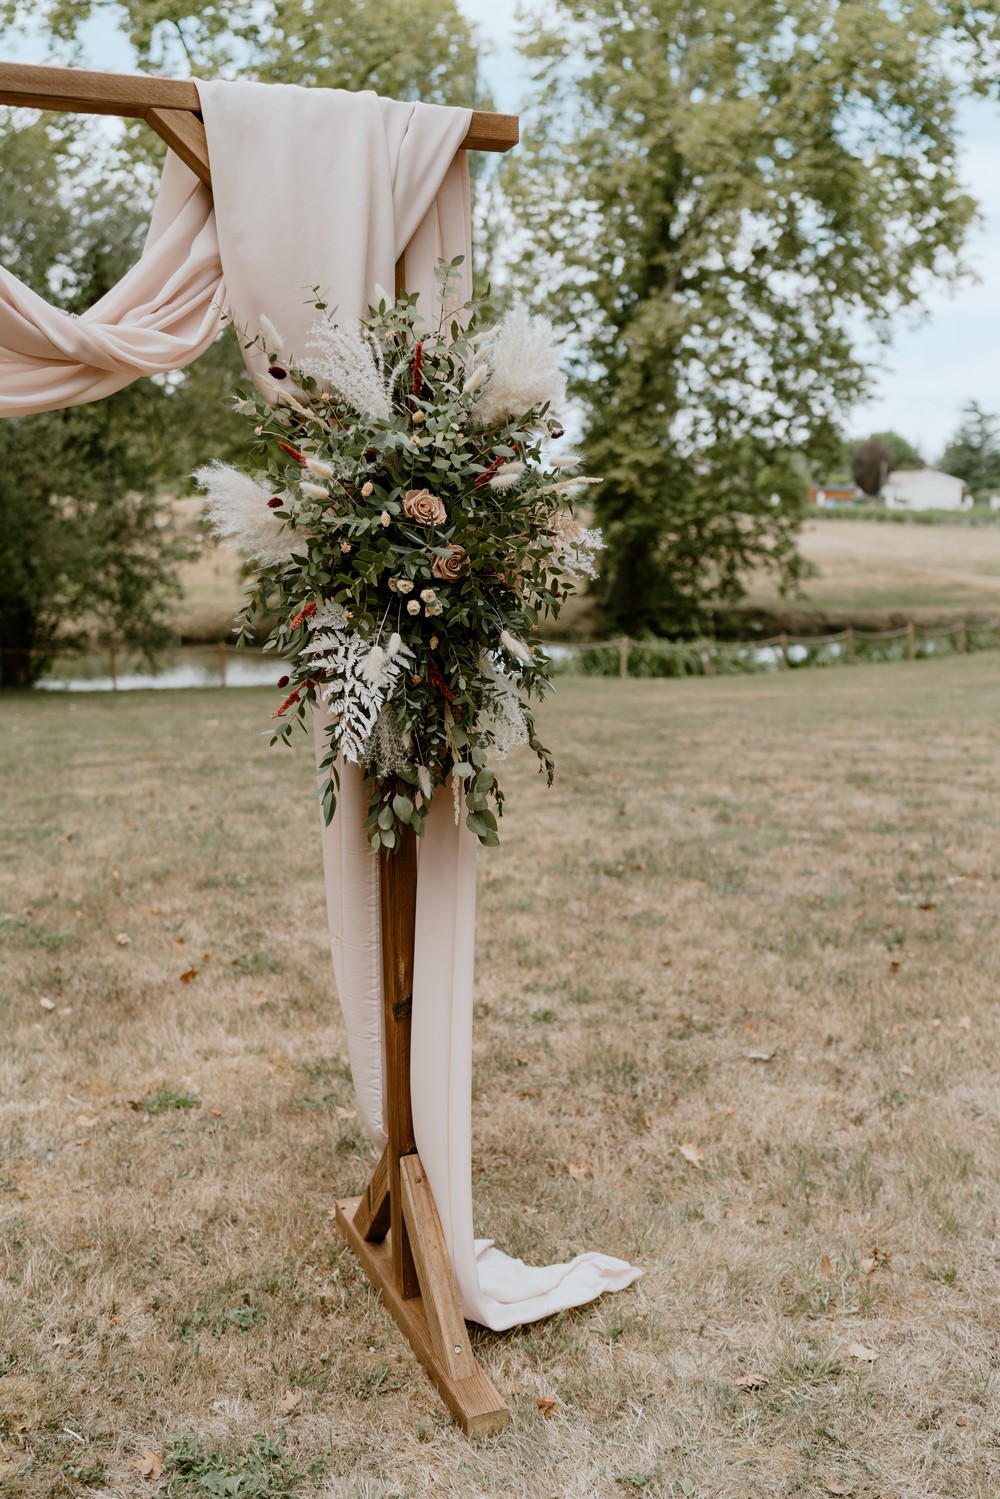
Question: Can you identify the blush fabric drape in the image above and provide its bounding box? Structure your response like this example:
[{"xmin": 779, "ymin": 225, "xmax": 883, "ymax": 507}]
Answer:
[{"xmin": 0, "ymin": 78, "xmax": 641, "ymax": 1327}]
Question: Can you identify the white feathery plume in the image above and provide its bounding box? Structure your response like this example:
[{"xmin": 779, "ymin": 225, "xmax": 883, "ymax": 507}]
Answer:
[
  {"xmin": 300, "ymin": 481, "xmax": 328, "ymax": 500},
  {"xmin": 548, "ymin": 450, "xmax": 583, "ymax": 469},
  {"xmin": 480, "ymin": 659, "xmax": 530, "ymax": 758},
  {"xmin": 499, "ymin": 628, "xmax": 533, "ymax": 665},
  {"xmin": 363, "ymin": 645, "xmax": 385, "ymax": 683},
  {"xmin": 259, "ymin": 314, "xmax": 284, "ymax": 353},
  {"xmin": 194, "ymin": 462, "xmax": 304, "ymax": 568},
  {"xmin": 300, "ymin": 320, "xmax": 392, "ymax": 420},
  {"xmin": 462, "ymin": 362, "xmax": 489, "ymax": 396},
  {"xmin": 386, "ymin": 632, "xmax": 404, "ymax": 659},
  {"xmin": 533, "ymin": 476, "xmax": 603, "ymax": 498},
  {"xmin": 417, "ymin": 764, "xmax": 433, "ymax": 800},
  {"xmin": 470, "ymin": 304, "xmax": 567, "ymax": 428},
  {"xmin": 305, "ymin": 456, "xmax": 334, "ymax": 479},
  {"xmin": 489, "ymin": 461, "xmax": 526, "ymax": 491}
]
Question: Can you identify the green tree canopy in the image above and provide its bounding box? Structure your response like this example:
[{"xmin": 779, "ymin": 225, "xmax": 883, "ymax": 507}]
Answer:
[
  {"xmin": 939, "ymin": 401, "xmax": 1000, "ymax": 495},
  {"xmin": 509, "ymin": 0, "xmax": 998, "ymax": 635}
]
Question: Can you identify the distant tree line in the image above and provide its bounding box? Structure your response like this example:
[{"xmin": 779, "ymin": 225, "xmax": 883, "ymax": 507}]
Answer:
[{"xmin": 843, "ymin": 404, "xmax": 1000, "ymax": 499}]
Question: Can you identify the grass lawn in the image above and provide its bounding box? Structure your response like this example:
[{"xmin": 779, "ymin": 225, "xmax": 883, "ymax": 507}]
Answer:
[{"xmin": 2, "ymin": 659, "xmax": 999, "ymax": 1497}]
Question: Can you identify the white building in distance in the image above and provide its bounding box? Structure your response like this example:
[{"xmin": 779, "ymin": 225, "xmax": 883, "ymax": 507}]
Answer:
[{"xmin": 883, "ymin": 468, "xmax": 970, "ymax": 511}]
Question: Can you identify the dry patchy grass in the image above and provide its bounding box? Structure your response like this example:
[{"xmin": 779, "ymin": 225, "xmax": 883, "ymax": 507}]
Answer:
[
  {"xmin": 747, "ymin": 517, "xmax": 1000, "ymax": 618},
  {"xmin": 2, "ymin": 659, "xmax": 999, "ymax": 1497}
]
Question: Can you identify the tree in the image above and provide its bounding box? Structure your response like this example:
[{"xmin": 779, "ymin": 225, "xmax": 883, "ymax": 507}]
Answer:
[
  {"xmin": 939, "ymin": 402, "xmax": 1000, "ymax": 496},
  {"xmin": 0, "ymin": 115, "xmax": 204, "ymax": 688},
  {"xmin": 508, "ymin": 1, "xmax": 997, "ymax": 635},
  {"xmin": 851, "ymin": 438, "xmax": 894, "ymax": 498}
]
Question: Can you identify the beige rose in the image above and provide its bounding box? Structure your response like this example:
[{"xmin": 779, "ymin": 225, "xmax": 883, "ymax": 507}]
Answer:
[
  {"xmin": 403, "ymin": 488, "xmax": 447, "ymax": 525},
  {"xmin": 431, "ymin": 545, "xmax": 467, "ymax": 583}
]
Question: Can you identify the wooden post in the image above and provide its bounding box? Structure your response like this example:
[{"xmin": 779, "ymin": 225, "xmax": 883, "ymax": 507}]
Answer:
[
  {"xmin": 846, "ymin": 625, "xmax": 855, "ymax": 664},
  {"xmin": 907, "ymin": 620, "xmax": 916, "ymax": 660},
  {"xmin": 957, "ymin": 621, "xmax": 967, "ymax": 654},
  {"xmin": 335, "ymin": 822, "xmax": 510, "ymax": 1437},
  {"xmin": 618, "ymin": 635, "xmax": 630, "ymax": 678},
  {"xmin": 779, "ymin": 633, "xmax": 789, "ymax": 669},
  {"xmin": 702, "ymin": 640, "xmax": 713, "ymax": 676}
]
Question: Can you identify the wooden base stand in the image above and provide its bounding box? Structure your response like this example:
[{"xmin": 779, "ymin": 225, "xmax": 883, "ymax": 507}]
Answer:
[{"xmin": 333, "ymin": 825, "xmax": 510, "ymax": 1438}]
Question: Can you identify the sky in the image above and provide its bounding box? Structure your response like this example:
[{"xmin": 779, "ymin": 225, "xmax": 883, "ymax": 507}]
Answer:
[{"xmin": 6, "ymin": 0, "xmax": 1000, "ymax": 462}]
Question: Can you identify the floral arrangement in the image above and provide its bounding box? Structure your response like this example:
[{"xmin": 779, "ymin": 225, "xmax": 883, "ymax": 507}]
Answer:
[{"xmin": 195, "ymin": 259, "xmax": 601, "ymax": 853}]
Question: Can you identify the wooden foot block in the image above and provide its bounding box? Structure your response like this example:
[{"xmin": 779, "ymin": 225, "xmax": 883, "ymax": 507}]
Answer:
[{"xmin": 335, "ymin": 1197, "xmax": 511, "ymax": 1438}]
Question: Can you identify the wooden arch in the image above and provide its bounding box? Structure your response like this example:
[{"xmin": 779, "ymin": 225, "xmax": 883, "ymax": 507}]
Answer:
[{"xmin": 0, "ymin": 59, "xmax": 516, "ymax": 1437}]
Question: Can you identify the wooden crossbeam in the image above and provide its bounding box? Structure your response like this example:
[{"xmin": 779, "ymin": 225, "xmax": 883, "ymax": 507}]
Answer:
[{"xmin": 0, "ymin": 60, "xmax": 519, "ymax": 152}]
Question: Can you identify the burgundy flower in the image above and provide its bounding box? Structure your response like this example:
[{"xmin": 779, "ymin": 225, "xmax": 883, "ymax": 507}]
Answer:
[
  {"xmin": 267, "ymin": 496, "xmax": 283, "ymax": 509},
  {"xmin": 289, "ymin": 601, "xmax": 318, "ymax": 629},
  {"xmin": 268, "ymin": 365, "xmax": 287, "ymax": 379},
  {"xmin": 277, "ymin": 675, "xmax": 290, "ymax": 688}
]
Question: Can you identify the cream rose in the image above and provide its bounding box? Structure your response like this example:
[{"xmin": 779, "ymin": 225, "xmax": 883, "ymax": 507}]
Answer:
[
  {"xmin": 430, "ymin": 545, "xmax": 467, "ymax": 582},
  {"xmin": 403, "ymin": 488, "xmax": 447, "ymax": 525}
]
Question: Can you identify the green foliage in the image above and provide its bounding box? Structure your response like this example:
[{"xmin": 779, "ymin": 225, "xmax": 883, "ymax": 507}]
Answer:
[
  {"xmin": 509, "ymin": 0, "xmax": 996, "ymax": 635},
  {"xmin": 939, "ymin": 401, "xmax": 1000, "ymax": 495},
  {"xmin": 143, "ymin": 1088, "xmax": 201, "ymax": 1114},
  {"xmin": 164, "ymin": 1429, "xmax": 311, "ymax": 1497}
]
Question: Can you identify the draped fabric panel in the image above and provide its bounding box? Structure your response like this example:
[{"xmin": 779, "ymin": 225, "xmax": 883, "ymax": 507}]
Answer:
[{"xmin": 0, "ymin": 79, "xmax": 641, "ymax": 1326}]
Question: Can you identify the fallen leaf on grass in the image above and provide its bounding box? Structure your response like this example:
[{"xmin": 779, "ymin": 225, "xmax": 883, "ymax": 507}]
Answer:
[
  {"xmin": 735, "ymin": 1373, "xmax": 767, "ymax": 1389},
  {"xmin": 566, "ymin": 1160, "xmax": 591, "ymax": 1181},
  {"xmin": 678, "ymin": 1141, "xmax": 704, "ymax": 1166},
  {"xmin": 956, "ymin": 1015, "xmax": 972, "ymax": 1030},
  {"xmin": 208, "ymin": 1108, "xmax": 223, "ymax": 1118},
  {"xmin": 746, "ymin": 1050, "xmax": 774, "ymax": 1063},
  {"xmin": 513, "ymin": 1054, "xmax": 528, "ymax": 1066},
  {"xmin": 74, "ymin": 1114, "xmax": 98, "ymax": 1129},
  {"xmin": 536, "ymin": 1395, "xmax": 559, "ymax": 1419},
  {"xmin": 955, "ymin": 1415, "xmax": 970, "ymax": 1428},
  {"xmin": 846, "ymin": 1341, "xmax": 878, "ymax": 1361},
  {"xmin": 52, "ymin": 1335, "xmax": 70, "ymax": 1346},
  {"xmin": 39, "ymin": 998, "xmax": 55, "ymax": 1012},
  {"xmin": 132, "ymin": 1452, "xmax": 163, "ymax": 1481},
  {"xmin": 179, "ymin": 968, "xmax": 198, "ymax": 984},
  {"xmin": 277, "ymin": 1388, "xmax": 302, "ymax": 1415},
  {"xmin": 824, "ymin": 1481, "xmax": 851, "ymax": 1495},
  {"xmin": 115, "ymin": 933, "xmax": 131, "ymax": 946},
  {"xmin": 899, "ymin": 1065, "xmax": 915, "ymax": 1077},
  {"xmin": 821, "ymin": 1254, "xmax": 834, "ymax": 1277}
]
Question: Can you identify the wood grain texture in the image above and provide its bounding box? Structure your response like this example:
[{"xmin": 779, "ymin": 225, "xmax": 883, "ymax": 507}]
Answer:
[
  {"xmin": 379, "ymin": 826, "xmax": 420, "ymax": 1299},
  {"xmin": 399, "ymin": 1155, "xmax": 475, "ymax": 1384},
  {"xmin": 145, "ymin": 106, "xmax": 212, "ymax": 185},
  {"xmin": 335, "ymin": 1197, "xmax": 511, "ymax": 1437},
  {"xmin": 0, "ymin": 63, "xmax": 519, "ymax": 151},
  {"xmin": 353, "ymin": 1146, "xmax": 391, "ymax": 1243}
]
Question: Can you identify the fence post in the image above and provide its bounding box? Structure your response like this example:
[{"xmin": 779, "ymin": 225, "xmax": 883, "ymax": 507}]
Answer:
[
  {"xmin": 218, "ymin": 640, "xmax": 228, "ymax": 685},
  {"xmin": 846, "ymin": 625, "xmax": 855, "ymax": 665},
  {"xmin": 957, "ymin": 622, "xmax": 967, "ymax": 654},
  {"xmin": 618, "ymin": 635, "xmax": 629, "ymax": 679},
  {"xmin": 907, "ymin": 621, "xmax": 916, "ymax": 661},
  {"xmin": 779, "ymin": 633, "xmax": 789, "ymax": 669},
  {"xmin": 109, "ymin": 644, "xmax": 118, "ymax": 691},
  {"xmin": 702, "ymin": 640, "xmax": 713, "ymax": 676}
]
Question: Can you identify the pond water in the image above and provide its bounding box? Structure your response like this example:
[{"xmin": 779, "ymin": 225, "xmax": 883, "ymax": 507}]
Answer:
[{"xmin": 36, "ymin": 646, "xmax": 287, "ymax": 692}]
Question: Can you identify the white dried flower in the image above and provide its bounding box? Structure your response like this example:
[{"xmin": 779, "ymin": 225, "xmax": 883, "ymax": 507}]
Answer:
[
  {"xmin": 193, "ymin": 462, "xmax": 304, "ymax": 568},
  {"xmin": 386, "ymin": 632, "xmax": 403, "ymax": 659},
  {"xmin": 395, "ymin": 579, "xmax": 415, "ymax": 595},
  {"xmin": 379, "ymin": 511, "xmax": 391, "ymax": 527},
  {"xmin": 419, "ymin": 588, "xmax": 437, "ymax": 604},
  {"xmin": 361, "ymin": 481, "xmax": 374, "ymax": 498},
  {"xmin": 363, "ymin": 645, "xmax": 385, "ymax": 683},
  {"xmin": 470, "ymin": 304, "xmax": 567, "ymax": 428},
  {"xmin": 499, "ymin": 628, "xmax": 533, "ymax": 665},
  {"xmin": 417, "ymin": 764, "xmax": 434, "ymax": 801},
  {"xmin": 425, "ymin": 601, "xmax": 444, "ymax": 617},
  {"xmin": 462, "ymin": 362, "xmax": 489, "ymax": 396},
  {"xmin": 548, "ymin": 450, "xmax": 582, "ymax": 469},
  {"xmin": 489, "ymin": 461, "xmax": 526, "ymax": 491},
  {"xmin": 406, "ymin": 599, "xmax": 421, "ymax": 616},
  {"xmin": 259, "ymin": 313, "xmax": 284, "ymax": 353},
  {"xmin": 429, "ymin": 635, "xmax": 439, "ymax": 649},
  {"xmin": 300, "ymin": 480, "xmax": 328, "ymax": 499},
  {"xmin": 305, "ymin": 456, "xmax": 334, "ymax": 479}
]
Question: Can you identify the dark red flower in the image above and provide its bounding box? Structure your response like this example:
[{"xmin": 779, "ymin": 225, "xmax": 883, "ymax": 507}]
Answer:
[
  {"xmin": 268, "ymin": 365, "xmax": 287, "ymax": 380},
  {"xmin": 278, "ymin": 441, "xmax": 306, "ymax": 464},
  {"xmin": 277, "ymin": 675, "xmax": 290, "ymax": 688},
  {"xmin": 271, "ymin": 687, "xmax": 302, "ymax": 719},
  {"xmin": 267, "ymin": 496, "xmax": 283, "ymax": 509},
  {"xmin": 428, "ymin": 661, "xmax": 457, "ymax": 704},
  {"xmin": 412, "ymin": 341, "xmax": 424, "ymax": 402}
]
